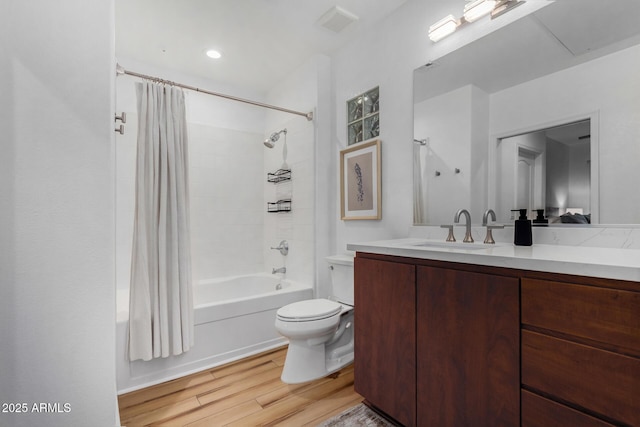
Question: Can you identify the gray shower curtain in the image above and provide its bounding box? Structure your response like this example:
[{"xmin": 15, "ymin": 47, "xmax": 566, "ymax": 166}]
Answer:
[{"xmin": 129, "ymin": 81, "xmax": 194, "ymax": 362}]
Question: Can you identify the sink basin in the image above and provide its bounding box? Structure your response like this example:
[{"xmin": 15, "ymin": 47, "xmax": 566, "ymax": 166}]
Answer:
[{"xmin": 410, "ymin": 240, "xmax": 497, "ymax": 250}]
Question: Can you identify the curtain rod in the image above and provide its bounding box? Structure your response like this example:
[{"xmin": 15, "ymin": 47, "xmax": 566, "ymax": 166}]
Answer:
[{"xmin": 116, "ymin": 64, "xmax": 313, "ymax": 121}]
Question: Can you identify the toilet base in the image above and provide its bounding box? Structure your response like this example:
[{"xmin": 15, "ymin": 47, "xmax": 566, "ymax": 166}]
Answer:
[
  {"xmin": 281, "ymin": 341, "xmax": 354, "ymax": 384},
  {"xmin": 280, "ymin": 312, "xmax": 354, "ymax": 384}
]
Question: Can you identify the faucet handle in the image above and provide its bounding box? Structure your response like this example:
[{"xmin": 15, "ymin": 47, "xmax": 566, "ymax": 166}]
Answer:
[
  {"xmin": 270, "ymin": 240, "xmax": 289, "ymax": 256},
  {"xmin": 440, "ymin": 225, "xmax": 456, "ymax": 242}
]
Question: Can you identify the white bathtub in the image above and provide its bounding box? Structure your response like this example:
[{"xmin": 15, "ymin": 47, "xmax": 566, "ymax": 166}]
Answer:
[{"xmin": 116, "ymin": 273, "xmax": 312, "ymax": 393}]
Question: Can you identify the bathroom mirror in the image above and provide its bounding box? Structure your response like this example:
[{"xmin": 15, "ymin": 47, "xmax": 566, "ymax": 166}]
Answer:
[{"xmin": 413, "ymin": 0, "xmax": 640, "ymax": 225}]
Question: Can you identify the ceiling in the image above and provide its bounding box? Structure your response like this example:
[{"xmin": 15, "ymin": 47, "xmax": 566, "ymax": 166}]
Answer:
[
  {"xmin": 414, "ymin": 0, "xmax": 640, "ymax": 102},
  {"xmin": 115, "ymin": 0, "xmax": 408, "ymax": 93}
]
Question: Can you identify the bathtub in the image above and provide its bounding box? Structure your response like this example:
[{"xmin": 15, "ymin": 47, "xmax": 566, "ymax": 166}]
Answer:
[{"xmin": 116, "ymin": 273, "xmax": 312, "ymax": 393}]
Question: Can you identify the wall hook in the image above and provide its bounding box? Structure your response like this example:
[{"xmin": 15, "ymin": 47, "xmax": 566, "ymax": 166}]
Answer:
[
  {"xmin": 115, "ymin": 125, "xmax": 124, "ymax": 135},
  {"xmin": 115, "ymin": 112, "xmax": 127, "ymax": 123}
]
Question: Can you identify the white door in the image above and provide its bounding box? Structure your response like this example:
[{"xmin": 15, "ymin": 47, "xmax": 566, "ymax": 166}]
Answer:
[{"xmin": 517, "ymin": 149, "xmax": 537, "ymax": 215}]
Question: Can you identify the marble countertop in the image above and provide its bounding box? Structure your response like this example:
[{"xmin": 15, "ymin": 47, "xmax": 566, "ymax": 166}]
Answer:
[{"xmin": 347, "ymin": 238, "xmax": 640, "ymax": 282}]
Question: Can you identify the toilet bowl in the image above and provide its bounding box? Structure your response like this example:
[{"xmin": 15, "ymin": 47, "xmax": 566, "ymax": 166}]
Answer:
[{"xmin": 275, "ymin": 254, "xmax": 354, "ymax": 384}]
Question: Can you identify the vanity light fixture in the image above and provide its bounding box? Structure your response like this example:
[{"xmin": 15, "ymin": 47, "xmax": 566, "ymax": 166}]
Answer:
[
  {"xmin": 491, "ymin": 0, "xmax": 525, "ymax": 19},
  {"xmin": 428, "ymin": 14, "xmax": 459, "ymax": 42},
  {"xmin": 463, "ymin": 0, "xmax": 497, "ymax": 22},
  {"xmin": 428, "ymin": 0, "xmax": 525, "ymax": 42}
]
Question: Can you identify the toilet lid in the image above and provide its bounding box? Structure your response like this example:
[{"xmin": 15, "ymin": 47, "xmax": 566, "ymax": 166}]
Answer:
[{"xmin": 277, "ymin": 299, "xmax": 342, "ymax": 321}]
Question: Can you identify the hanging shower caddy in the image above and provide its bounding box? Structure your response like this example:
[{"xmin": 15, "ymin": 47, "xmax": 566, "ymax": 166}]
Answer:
[
  {"xmin": 267, "ymin": 168, "xmax": 292, "ymax": 183},
  {"xmin": 267, "ymin": 199, "xmax": 292, "ymax": 213}
]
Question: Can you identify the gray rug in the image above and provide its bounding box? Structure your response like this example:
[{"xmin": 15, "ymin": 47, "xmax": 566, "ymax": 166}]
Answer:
[{"xmin": 317, "ymin": 403, "xmax": 398, "ymax": 426}]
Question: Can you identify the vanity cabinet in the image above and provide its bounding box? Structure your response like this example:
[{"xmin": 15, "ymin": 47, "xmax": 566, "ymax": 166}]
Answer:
[
  {"xmin": 354, "ymin": 252, "xmax": 639, "ymax": 427},
  {"xmin": 354, "ymin": 255, "xmax": 519, "ymax": 426}
]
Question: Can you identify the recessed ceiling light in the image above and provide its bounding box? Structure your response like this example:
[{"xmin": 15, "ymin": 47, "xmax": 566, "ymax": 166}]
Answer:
[{"xmin": 205, "ymin": 49, "xmax": 222, "ymax": 59}]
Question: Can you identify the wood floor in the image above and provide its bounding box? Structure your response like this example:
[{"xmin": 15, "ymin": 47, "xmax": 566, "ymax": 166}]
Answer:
[{"xmin": 118, "ymin": 346, "xmax": 362, "ymax": 426}]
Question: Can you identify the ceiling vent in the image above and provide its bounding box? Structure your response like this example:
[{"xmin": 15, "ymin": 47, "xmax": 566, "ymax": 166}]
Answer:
[{"xmin": 317, "ymin": 6, "xmax": 359, "ymax": 33}]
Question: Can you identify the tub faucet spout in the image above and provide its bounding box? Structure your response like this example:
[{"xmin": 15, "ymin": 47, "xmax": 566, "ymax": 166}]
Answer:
[
  {"xmin": 454, "ymin": 209, "xmax": 474, "ymax": 243},
  {"xmin": 272, "ymin": 267, "xmax": 286, "ymax": 274}
]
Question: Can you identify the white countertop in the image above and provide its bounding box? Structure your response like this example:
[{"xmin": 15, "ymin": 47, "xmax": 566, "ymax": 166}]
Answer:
[{"xmin": 347, "ymin": 238, "xmax": 640, "ymax": 282}]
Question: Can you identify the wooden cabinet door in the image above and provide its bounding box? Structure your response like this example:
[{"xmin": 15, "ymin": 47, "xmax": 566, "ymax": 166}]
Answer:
[
  {"xmin": 354, "ymin": 257, "xmax": 416, "ymax": 427},
  {"xmin": 417, "ymin": 266, "xmax": 520, "ymax": 427}
]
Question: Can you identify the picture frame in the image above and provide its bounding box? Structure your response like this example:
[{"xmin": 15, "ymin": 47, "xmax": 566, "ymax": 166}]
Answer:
[{"xmin": 340, "ymin": 139, "xmax": 381, "ymax": 220}]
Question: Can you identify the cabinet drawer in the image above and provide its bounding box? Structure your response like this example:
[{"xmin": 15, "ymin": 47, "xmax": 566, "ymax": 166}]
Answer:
[
  {"xmin": 522, "ymin": 278, "xmax": 640, "ymax": 354},
  {"xmin": 522, "ymin": 330, "xmax": 640, "ymax": 426},
  {"xmin": 522, "ymin": 390, "xmax": 615, "ymax": 427}
]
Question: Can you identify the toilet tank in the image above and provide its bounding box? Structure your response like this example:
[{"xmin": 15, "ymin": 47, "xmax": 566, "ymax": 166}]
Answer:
[{"xmin": 326, "ymin": 254, "xmax": 354, "ymax": 306}]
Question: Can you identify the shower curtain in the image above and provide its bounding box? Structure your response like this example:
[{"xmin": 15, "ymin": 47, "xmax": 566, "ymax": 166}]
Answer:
[{"xmin": 129, "ymin": 81, "xmax": 194, "ymax": 362}]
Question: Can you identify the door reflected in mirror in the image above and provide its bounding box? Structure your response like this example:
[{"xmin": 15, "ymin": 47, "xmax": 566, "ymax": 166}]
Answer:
[{"xmin": 495, "ymin": 120, "xmax": 591, "ymax": 224}]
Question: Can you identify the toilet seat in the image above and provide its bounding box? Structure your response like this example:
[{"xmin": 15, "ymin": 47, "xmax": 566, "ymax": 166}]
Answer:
[{"xmin": 277, "ymin": 299, "xmax": 342, "ymax": 322}]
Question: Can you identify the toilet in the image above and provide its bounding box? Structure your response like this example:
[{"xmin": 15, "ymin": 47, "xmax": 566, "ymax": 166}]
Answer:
[{"xmin": 275, "ymin": 254, "xmax": 354, "ymax": 384}]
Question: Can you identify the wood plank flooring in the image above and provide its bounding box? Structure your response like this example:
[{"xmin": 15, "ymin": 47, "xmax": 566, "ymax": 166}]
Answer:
[{"xmin": 118, "ymin": 346, "xmax": 362, "ymax": 426}]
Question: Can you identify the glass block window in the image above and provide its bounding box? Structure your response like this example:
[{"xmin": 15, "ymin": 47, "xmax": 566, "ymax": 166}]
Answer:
[{"xmin": 347, "ymin": 86, "xmax": 379, "ymax": 145}]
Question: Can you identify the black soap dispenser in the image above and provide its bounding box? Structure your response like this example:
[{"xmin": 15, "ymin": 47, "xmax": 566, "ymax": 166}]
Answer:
[
  {"xmin": 533, "ymin": 209, "xmax": 548, "ymax": 226},
  {"xmin": 511, "ymin": 209, "xmax": 532, "ymax": 246}
]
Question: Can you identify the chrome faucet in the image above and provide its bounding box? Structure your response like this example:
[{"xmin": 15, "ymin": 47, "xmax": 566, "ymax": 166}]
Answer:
[
  {"xmin": 272, "ymin": 267, "xmax": 286, "ymax": 274},
  {"xmin": 482, "ymin": 209, "xmax": 496, "ymax": 226},
  {"xmin": 482, "ymin": 209, "xmax": 504, "ymax": 244},
  {"xmin": 454, "ymin": 209, "xmax": 474, "ymax": 243}
]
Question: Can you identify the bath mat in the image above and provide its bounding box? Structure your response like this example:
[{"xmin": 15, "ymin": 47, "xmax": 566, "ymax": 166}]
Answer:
[{"xmin": 317, "ymin": 403, "xmax": 399, "ymax": 426}]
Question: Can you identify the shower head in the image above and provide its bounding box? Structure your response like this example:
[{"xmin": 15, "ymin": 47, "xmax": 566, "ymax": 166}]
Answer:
[
  {"xmin": 263, "ymin": 129, "xmax": 287, "ymax": 148},
  {"xmin": 263, "ymin": 137, "xmax": 276, "ymax": 148}
]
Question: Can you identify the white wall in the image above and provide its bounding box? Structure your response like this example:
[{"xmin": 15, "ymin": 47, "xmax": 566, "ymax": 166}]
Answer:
[
  {"xmin": 416, "ymin": 86, "xmax": 470, "ymax": 224},
  {"xmin": 331, "ymin": 0, "xmax": 544, "ymax": 252},
  {"xmin": 264, "ymin": 54, "xmax": 331, "ymax": 296},
  {"xmin": 189, "ymin": 125, "xmax": 264, "ymax": 280},
  {"xmin": 490, "ymin": 43, "xmax": 640, "ymax": 224},
  {"xmin": 0, "ymin": 1, "xmax": 118, "ymax": 426},
  {"xmin": 546, "ymin": 139, "xmax": 570, "ymax": 215},
  {"xmin": 568, "ymin": 141, "xmax": 591, "ymax": 211},
  {"xmin": 414, "ymin": 84, "xmax": 489, "ymax": 224}
]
